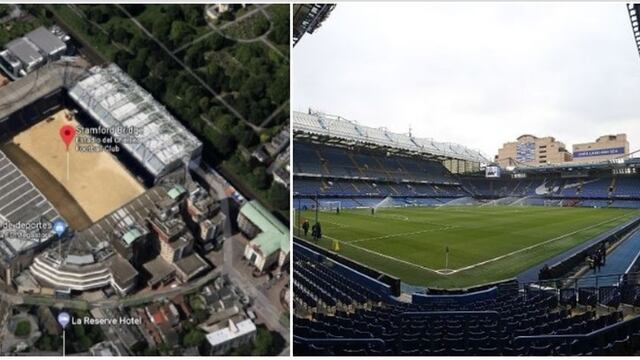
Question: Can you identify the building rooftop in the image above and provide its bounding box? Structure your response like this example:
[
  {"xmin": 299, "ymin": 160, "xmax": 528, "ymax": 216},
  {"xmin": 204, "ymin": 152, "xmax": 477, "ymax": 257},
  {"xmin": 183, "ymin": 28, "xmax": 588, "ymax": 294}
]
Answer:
[
  {"xmin": 25, "ymin": 26, "xmax": 67, "ymax": 57},
  {"xmin": 240, "ymin": 200, "xmax": 289, "ymax": 257},
  {"xmin": 143, "ymin": 256, "xmax": 175, "ymax": 286},
  {"xmin": 122, "ymin": 226, "xmax": 145, "ymax": 246},
  {"xmin": 174, "ymin": 253, "xmax": 210, "ymax": 279},
  {"xmin": 206, "ymin": 318, "xmax": 256, "ymax": 347},
  {"xmin": 109, "ymin": 254, "xmax": 138, "ymax": 286},
  {"xmin": 6, "ymin": 38, "xmax": 42, "ymax": 66},
  {"xmin": 168, "ymin": 184, "xmax": 187, "ymax": 200}
]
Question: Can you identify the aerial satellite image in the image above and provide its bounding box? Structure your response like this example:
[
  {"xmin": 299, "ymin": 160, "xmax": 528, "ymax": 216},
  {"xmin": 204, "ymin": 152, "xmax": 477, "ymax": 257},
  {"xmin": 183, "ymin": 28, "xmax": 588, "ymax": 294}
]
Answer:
[{"xmin": 0, "ymin": 3, "xmax": 290, "ymax": 356}]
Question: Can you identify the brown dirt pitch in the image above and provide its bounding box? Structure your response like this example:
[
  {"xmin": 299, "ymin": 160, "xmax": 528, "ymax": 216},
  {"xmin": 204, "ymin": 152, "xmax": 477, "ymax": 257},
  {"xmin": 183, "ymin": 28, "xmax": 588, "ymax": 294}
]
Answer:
[{"xmin": 8, "ymin": 109, "xmax": 146, "ymax": 225}]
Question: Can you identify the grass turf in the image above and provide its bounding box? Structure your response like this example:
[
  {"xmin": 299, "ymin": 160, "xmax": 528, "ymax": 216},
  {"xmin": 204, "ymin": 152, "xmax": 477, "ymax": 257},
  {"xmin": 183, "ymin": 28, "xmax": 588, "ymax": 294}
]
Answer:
[{"xmin": 295, "ymin": 205, "xmax": 639, "ymax": 289}]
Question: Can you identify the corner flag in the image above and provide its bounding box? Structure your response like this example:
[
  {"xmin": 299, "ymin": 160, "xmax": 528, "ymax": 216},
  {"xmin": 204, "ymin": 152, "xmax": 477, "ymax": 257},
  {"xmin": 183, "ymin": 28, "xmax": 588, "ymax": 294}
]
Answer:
[{"xmin": 445, "ymin": 246, "xmax": 449, "ymax": 270}]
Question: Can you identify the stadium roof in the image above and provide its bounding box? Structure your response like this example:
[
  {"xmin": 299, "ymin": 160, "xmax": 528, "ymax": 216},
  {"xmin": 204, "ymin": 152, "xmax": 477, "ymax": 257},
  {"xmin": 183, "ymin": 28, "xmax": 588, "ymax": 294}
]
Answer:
[
  {"xmin": 628, "ymin": 4, "xmax": 640, "ymax": 58},
  {"xmin": 0, "ymin": 150, "xmax": 61, "ymax": 262},
  {"xmin": 293, "ymin": 110, "xmax": 489, "ymax": 163},
  {"xmin": 293, "ymin": 4, "xmax": 336, "ymax": 46},
  {"xmin": 68, "ymin": 64, "xmax": 203, "ymax": 178}
]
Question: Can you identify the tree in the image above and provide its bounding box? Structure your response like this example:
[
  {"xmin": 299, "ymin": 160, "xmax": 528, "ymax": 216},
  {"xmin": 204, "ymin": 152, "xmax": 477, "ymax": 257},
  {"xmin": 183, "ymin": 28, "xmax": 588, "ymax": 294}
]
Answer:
[
  {"xmin": 204, "ymin": 126, "xmax": 236, "ymax": 157},
  {"xmin": 113, "ymin": 49, "xmax": 133, "ymax": 69},
  {"xmin": 232, "ymin": 123, "xmax": 257, "ymax": 147},
  {"xmin": 268, "ymin": 6, "xmax": 289, "ymax": 45},
  {"xmin": 252, "ymin": 327, "xmax": 274, "ymax": 355},
  {"xmin": 268, "ymin": 183, "xmax": 289, "ymax": 210},
  {"xmin": 183, "ymin": 5, "xmax": 205, "ymax": 27},
  {"xmin": 143, "ymin": 76, "xmax": 165, "ymax": 96},
  {"xmin": 252, "ymin": 167, "xmax": 270, "ymax": 190},
  {"xmin": 153, "ymin": 60, "xmax": 169, "ymax": 78},
  {"xmin": 129, "ymin": 33, "xmax": 152, "ymax": 51},
  {"xmin": 127, "ymin": 58, "xmax": 147, "ymax": 81},
  {"xmin": 121, "ymin": 4, "xmax": 146, "ymax": 16},
  {"xmin": 169, "ymin": 21, "xmax": 193, "ymax": 46},
  {"xmin": 267, "ymin": 66, "xmax": 289, "ymax": 104},
  {"xmin": 182, "ymin": 329, "xmax": 205, "ymax": 347},
  {"xmin": 206, "ymin": 33, "xmax": 226, "ymax": 51},
  {"xmin": 184, "ymin": 45, "xmax": 205, "ymax": 68},
  {"xmin": 14, "ymin": 320, "xmax": 31, "ymax": 337},
  {"xmin": 152, "ymin": 16, "xmax": 172, "ymax": 43}
]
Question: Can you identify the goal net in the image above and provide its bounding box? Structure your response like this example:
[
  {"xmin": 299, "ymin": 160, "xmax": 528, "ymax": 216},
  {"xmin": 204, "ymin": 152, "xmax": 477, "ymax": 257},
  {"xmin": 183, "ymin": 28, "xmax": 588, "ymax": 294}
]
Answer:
[{"xmin": 319, "ymin": 201, "xmax": 341, "ymax": 212}]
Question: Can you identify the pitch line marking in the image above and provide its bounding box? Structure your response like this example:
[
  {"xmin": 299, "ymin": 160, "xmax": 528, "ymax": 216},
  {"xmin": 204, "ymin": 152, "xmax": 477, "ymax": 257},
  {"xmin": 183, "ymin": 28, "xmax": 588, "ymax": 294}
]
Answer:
[
  {"xmin": 347, "ymin": 226, "xmax": 458, "ymax": 244},
  {"xmin": 446, "ymin": 213, "xmax": 634, "ymax": 275},
  {"xmin": 311, "ymin": 210, "xmax": 637, "ymax": 277},
  {"xmin": 321, "ymin": 220, "xmax": 349, "ymax": 229},
  {"xmin": 322, "ymin": 234, "xmax": 441, "ymax": 274},
  {"xmin": 376, "ymin": 213, "xmax": 410, "ymax": 221}
]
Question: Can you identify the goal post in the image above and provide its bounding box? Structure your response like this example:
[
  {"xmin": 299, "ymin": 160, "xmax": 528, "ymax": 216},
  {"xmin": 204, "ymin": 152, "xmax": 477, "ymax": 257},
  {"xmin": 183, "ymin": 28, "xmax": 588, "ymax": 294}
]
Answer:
[{"xmin": 319, "ymin": 200, "xmax": 342, "ymax": 213}]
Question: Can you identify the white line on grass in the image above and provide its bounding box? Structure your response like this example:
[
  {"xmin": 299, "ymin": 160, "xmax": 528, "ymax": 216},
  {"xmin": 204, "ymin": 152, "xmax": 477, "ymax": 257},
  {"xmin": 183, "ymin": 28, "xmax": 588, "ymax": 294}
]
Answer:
[
  {"xmin": 445, "ymin": 213, "xmax": 634, "ymax": 274},
  {"xmin": 376, "ymin": 213, "xmax": 410, "ymax": 221},
  {"xmin": 347, "ymin": 226, "xmax": 458, "ymax": 244},
  {"xmin": 322, "ymin": 234, "xmax": 441, "ymax": 273},
  {"xmin": 321, "ymin": 220, "xmax": 349, "ymax": 229}
]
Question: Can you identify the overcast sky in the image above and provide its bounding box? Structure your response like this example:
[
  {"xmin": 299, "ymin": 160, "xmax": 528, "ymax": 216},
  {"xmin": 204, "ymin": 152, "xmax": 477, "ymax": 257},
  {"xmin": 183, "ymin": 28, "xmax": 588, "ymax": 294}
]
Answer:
[{"xmin": 293, "ymin": 3, "xmax": 640, "ymax": 159}]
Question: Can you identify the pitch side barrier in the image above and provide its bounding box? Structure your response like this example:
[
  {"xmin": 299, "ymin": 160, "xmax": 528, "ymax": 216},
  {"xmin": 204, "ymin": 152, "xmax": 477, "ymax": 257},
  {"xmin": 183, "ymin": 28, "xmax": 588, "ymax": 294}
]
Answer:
[
  {"xmin": 293, "ymin": 238, "xmax": 399, "ymax": 297},
  {"xmin": 412, "ymin": 286, "xmax": 499, "ymax": 305},
  {"xmin": 539, "ymin": 217, "xmax": 640, "ymax": 280}
]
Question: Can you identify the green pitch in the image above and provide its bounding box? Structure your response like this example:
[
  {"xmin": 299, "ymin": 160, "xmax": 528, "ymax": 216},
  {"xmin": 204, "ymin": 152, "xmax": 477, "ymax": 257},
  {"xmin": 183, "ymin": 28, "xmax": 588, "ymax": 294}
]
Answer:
[{"xmin": 295, "ymin": 205, "xmax": 639, "ymax": 288}]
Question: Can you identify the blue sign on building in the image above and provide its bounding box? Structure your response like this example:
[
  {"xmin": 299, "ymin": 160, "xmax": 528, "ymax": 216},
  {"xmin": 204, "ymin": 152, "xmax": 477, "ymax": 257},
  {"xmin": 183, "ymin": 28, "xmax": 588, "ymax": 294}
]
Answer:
[
  {"xmin": 516, "ymin": 142, "xmax": 535, "ymax": 162},
  {"xmin": 573, "ymin": 147, "xmax": 625, "ymax": 158}
]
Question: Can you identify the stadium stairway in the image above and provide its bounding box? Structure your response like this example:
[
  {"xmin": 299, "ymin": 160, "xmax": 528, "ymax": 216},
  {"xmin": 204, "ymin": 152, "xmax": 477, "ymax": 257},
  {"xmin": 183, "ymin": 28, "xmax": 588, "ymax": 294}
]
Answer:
[
  {"xmin": 517, "ymin": 218, "xmax": 640, "ymax": 284},
  {"xmin": 576, "ymin": 230, "xmax": 640, "ymax": 287}
]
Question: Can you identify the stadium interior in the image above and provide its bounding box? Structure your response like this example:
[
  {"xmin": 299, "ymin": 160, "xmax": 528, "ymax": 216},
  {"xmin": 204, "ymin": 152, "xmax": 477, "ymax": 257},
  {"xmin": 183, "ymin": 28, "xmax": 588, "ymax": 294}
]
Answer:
[{"xmin": 292, "ymin": 109, "xmax": 640, "ymax": 355}]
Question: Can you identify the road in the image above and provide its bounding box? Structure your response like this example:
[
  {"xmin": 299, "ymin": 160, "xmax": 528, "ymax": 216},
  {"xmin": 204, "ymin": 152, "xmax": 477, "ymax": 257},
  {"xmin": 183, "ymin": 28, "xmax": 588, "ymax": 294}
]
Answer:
[
  {"xmin": 0, "ymin": 268, "xmax": 221, "ymax": 311},
  {"xmin": 223, "ymin": 233, "xmax": 289, "ymax": 344}
]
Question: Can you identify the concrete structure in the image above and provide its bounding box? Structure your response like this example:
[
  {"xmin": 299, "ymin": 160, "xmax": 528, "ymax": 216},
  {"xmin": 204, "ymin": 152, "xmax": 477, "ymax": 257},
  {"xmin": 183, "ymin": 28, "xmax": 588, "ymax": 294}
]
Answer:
[
  {"xmin": 89, "ymin": 341, "xmax": 122, "ymax": 356},
  {"xmin": 572, "ymin": 134, "xmax": 629, "ymax": 162},
  {"xmin": 293, "ymin": 4, "xmax": 336, "ymax": 46},
  {"xmin": 0, "ymin": 26, "xmax": 68, "ymax": 79},
  {"xmin": 29, "ymin": 251, "xmax": 137, "ymax": 295},
  {"xmin": 240, "ymin": 201, "xmax": 289, "ymax": 273},
  {"xmin": 206, "ymin": 4, "xmax": 232, "ymax": 21},
  {"xmin": 28, "ymin": 185, "xmax": 170, "ymax": 294},
  {"xmin": 68, "ymin": 64, "xmax": 203, "ymax": 182},
  {"xmin": 0, "ymin": 61, "xmax": 86, "ymax": 135},
  {"xmin": 496, "ymin": 134, "xmax": 572, "ymax": 167},
  {"xmin": 205, "ymin": 318, "xmax": 257, "ymax": 355}
]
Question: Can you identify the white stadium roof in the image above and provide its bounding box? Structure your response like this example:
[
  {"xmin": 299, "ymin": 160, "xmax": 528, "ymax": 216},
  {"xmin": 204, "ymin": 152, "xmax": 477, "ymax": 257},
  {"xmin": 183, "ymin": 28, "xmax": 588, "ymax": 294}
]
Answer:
[
  {"xmin": 293, "ymin": 110, "xmax": 488, "ymax": 163},
  {"xmin": 0, "ymin": 150, "xmax": 60, "ymax": 261},
  {"xmin": 69, "ymin": 64, "xmax": 203, "ymax": 178}
]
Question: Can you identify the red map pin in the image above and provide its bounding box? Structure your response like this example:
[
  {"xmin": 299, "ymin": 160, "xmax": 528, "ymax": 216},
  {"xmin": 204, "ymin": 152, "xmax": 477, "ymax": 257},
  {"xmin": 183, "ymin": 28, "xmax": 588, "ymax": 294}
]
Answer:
[{"xmin": 59, "ymin": 125, "xmax": 76, "ymax": 151}]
